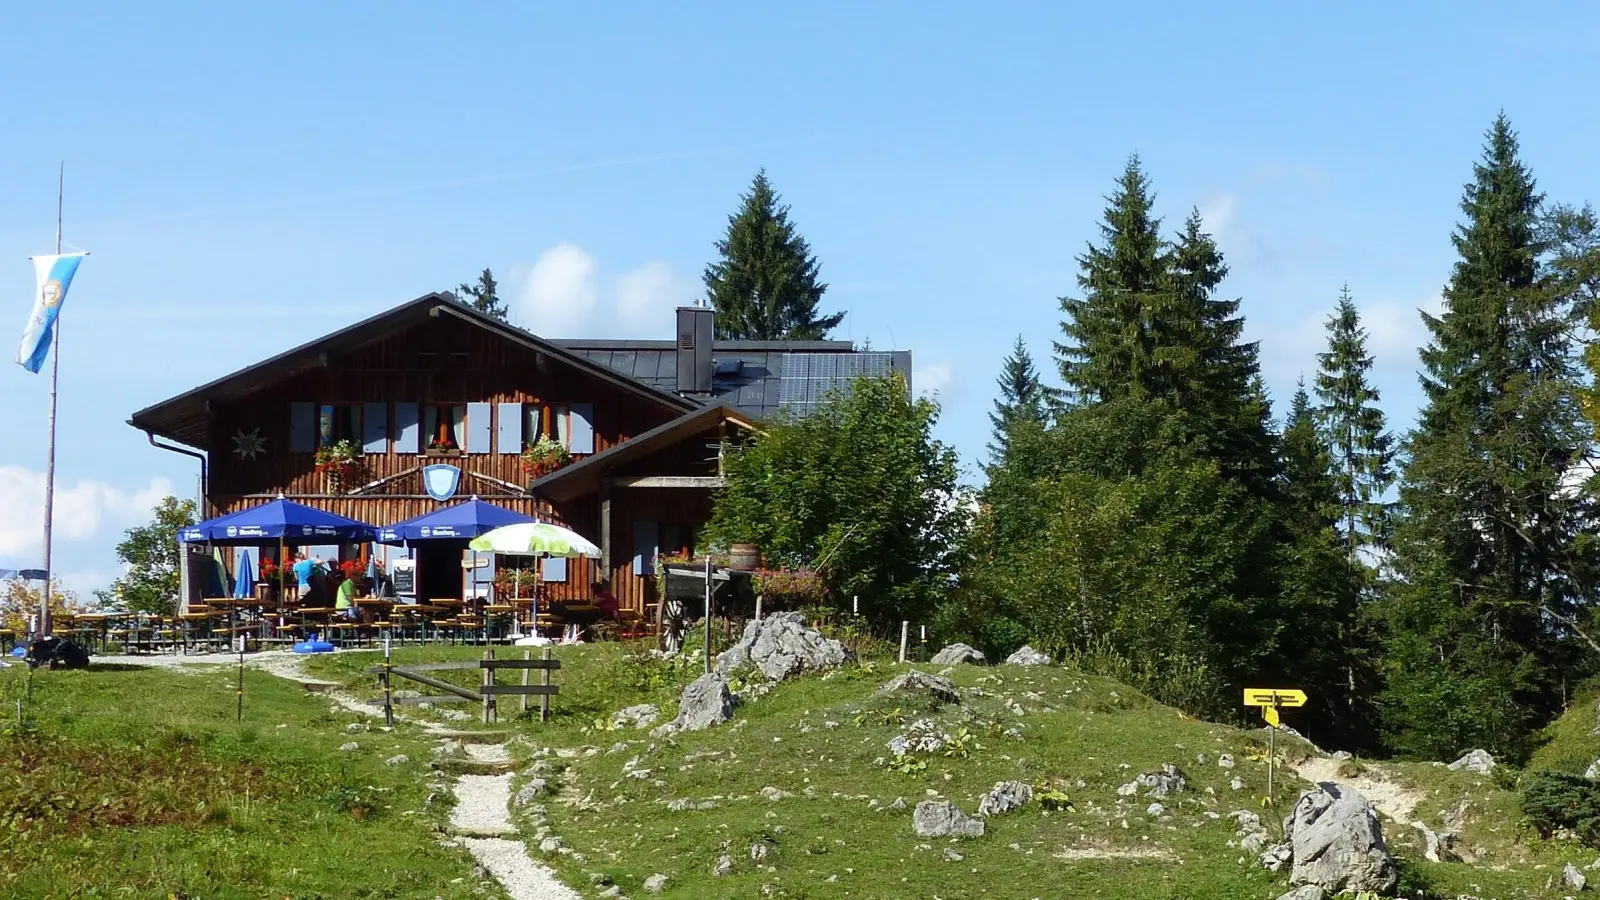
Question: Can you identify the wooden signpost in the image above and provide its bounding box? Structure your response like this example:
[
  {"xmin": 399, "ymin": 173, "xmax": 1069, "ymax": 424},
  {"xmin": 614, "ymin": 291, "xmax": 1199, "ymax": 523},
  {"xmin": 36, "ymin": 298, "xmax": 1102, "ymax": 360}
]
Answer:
[{"xmin": 1243, "ymin": 688, "xmax": 1308, "ymax": 804}]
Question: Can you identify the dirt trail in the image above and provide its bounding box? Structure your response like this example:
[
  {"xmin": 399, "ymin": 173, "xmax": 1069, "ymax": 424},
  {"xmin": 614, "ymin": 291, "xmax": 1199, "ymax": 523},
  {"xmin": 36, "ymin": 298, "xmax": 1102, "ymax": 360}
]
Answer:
[{"xmin": 1291, "ymin": 756, "xmax": 1424, "ymax": 827}]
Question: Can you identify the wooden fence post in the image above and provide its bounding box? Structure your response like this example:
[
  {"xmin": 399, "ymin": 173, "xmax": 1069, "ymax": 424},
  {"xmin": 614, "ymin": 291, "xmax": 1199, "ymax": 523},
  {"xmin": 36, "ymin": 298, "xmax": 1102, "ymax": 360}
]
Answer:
[
  {"xmin": 481, "ymin": 648, "xmax": 492, "ymax": 724},
  {"xmin": 521, "ymin": 649, "xmax": 531, "ymax": 715},
  {"xmin": 540, "ymin": 646, "xmax": 552, "ymax": 722},
  {"xmin": 899, "ymin": 621, "xmax": 908, "ymax": 663}
]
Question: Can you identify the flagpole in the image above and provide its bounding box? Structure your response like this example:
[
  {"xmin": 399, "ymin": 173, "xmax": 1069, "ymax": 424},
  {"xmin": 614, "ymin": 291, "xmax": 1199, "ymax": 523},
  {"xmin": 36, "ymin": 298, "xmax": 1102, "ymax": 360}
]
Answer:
[{"xmin": 39, "ymin": 163, "xmax": 62, "ymax": 641}]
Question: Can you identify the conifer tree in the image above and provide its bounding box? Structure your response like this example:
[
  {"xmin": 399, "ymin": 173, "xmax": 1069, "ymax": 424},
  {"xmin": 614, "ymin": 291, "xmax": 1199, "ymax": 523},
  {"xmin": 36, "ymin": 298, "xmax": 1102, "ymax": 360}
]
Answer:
[
  {"xmin": 704, "ymin": 170, "xmax": 843, "ymax": 340},
  {"xmin": 1055, "ymin": 156, "xmax": 1165, "ymax": 404},
  {"xmin": 987, "ymin": 335, "xmax": 1046, "ymax": 465},
  {"xmin": 1313, "ymin": 286, "xmax": 1393, "ymax": 559},
  {"xmin": 1165, "ymin": 211, "xmax": 1276, "ymax": 492},
  {"xmin": 1381, "ymin": 115, "xmax": 1591, "ymax": 761},
  {"xmin": 1281, "ymin": 381, "xmax": 1337, "ymax": 528},
  {"xmin": 457, "ymin": 268, "xmax": 507, "ymax": 321}
]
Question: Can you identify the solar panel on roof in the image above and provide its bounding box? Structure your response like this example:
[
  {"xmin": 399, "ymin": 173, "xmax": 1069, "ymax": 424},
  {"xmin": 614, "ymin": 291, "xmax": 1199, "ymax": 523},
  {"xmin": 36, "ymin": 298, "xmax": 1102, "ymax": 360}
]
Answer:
[{"xmin": 778, "ymin": 352, "xmax": 897, "ymax": 413}]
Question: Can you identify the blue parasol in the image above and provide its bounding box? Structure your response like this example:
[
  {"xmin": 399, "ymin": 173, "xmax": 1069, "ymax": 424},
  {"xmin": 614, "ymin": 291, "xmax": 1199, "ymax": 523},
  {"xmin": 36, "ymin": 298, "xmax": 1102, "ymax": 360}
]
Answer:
[
  {"xmin": 233, "ymin": 550, "xmax": 256, "ymax": 599},
  {"xmin": 178, "ymin": 496, "xmax": 377, "ymax": 545},
  {"xmin": 376, "ymin": 497, "xmax": 535, "ymax": 544}
]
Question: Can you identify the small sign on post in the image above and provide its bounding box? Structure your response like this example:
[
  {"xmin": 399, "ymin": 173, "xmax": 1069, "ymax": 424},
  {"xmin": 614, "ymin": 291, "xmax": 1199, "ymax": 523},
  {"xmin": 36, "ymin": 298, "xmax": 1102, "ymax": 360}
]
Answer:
[{"xmin": 1243, "ymin": 688, "xmax": 1309, "ymax": 806}]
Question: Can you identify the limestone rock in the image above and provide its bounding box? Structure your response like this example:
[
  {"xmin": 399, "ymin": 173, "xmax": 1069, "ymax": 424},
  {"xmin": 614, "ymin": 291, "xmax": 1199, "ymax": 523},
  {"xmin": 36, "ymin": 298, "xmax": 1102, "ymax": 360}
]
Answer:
[
  {"xmin": 337, "ymin": 741, "xmax": 360, "ymax": 752},
  {"xmin": 1134, "ymin": 764, "xmax": 1187, "ymax": 798},
  {"xmin": 749, "ymin": 842, "xmax": 771, "ymax": 861},
  {"xmin": 1415, "ymin": 822, "xmax": 1459, "ymax": 863},
  {"xmin": 1284, "ymin": 783, "xmax": 1397, "ymax": 895},
  {"xmin": 1259, "ymin": 842, "xmax": 1293, "ymax": 872},
  {"xmin": 876, "ymin": 670, "xmax": 961, "ymax": 705},
  {"xmin": 713, "ymin": 855, "xmax": 734, "ymax": 877},
  {"xmin": 715, "ymin": 611, "xmax": 853, "ymax": 681},
  {"xmin": 383, "ymin": 754, "xmax": 409, "ymax": 766},
  {"xmin": 930, "ymin": 643, "xmax": 986, "ymax": 666},
  {"xmin": 644, "ymin": 874, "xmax": 667, "ymax": 894},
  {"xmin": 912, "ymin": 800, "xmax": 985, "ymax": 838},
  {"xmin": 1218, "ymin": 754, "xmax": 1236, "ymax": 769},
  {"xmin": 977, "ymin": 781, "xmax": 1033, "ymax": 817},
  {"xmin": 612, "ymin": 704, "xmax": 661, "ymax": 729},
  {"xmin": 1447, "ymin": 749, "xmax": 1495, "ymax": 775},
  {"xmin": 1004, "ymin": 645, "xmax": 1052, "ymax": 667},
  {"xmin": 514, "ymin": 778, "xmax": 549, "ymax": 807},
  {"xmin": 1275, "ymin": 886, "xmax": 1327, "ymax": 900},
  {"xmin": 651, "ymin": 672, "xmax": 736, "ymax": 737},
  {"xmin": 1564, "ymin": 863, "xmax": 1588, "ymax": 891}
]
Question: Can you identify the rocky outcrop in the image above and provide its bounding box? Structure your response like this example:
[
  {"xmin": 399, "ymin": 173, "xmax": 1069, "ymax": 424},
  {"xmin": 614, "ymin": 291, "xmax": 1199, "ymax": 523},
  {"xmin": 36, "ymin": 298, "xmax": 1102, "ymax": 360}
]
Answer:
[
  {"xmin": 1447, "ymin": 749, "xmax": 1495, "ymax": 775},
  {"xmin": 1284, "ymin": 783, "xmax": 1397, "ymax": 895},
  {"xmin": 716, "ymin": 612, "xmax": 853, "ymax": 681},
  {"xmin": 1004, "ymin": 645, "xmax": 1052, "ymax": 667},
  {"xmin": 651, "ymin": 673, "xmax": 736, "ymax": 737},
  {"xmin": 611, "ymin": 704, "xmax": 660, "ymax": 729},
  {"xmin": 930, "ymin": 643, "xmax": 985, "ymax": 666},
  {"xmin": 977, "ymin": 781, "xmax": 1032, "ymax": 817},
  {"xmin": 912, "ymin": 800, "xmax": 985, "ymax": 838},
  {"xmin": 876, "ymin": 671, "xmax": 961, "ymax": 705}
]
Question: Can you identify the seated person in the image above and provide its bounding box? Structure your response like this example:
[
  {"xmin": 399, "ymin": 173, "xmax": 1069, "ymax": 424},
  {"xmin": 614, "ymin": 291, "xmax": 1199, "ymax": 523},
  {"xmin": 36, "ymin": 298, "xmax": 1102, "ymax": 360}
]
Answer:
[
  {"xmin": 593, "ymin": 580, "xmax": 620, "ymax": 619},
  {"xmin": 333, "ymin": 572, "xmax": 359, "ymax": 620}
]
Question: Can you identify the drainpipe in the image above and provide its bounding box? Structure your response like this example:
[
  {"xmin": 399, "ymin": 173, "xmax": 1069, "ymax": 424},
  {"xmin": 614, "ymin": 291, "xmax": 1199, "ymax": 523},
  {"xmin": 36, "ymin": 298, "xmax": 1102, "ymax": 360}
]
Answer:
[{"xmin": 144, "ymin": 431, "xmax": 208, "ymax": 514}]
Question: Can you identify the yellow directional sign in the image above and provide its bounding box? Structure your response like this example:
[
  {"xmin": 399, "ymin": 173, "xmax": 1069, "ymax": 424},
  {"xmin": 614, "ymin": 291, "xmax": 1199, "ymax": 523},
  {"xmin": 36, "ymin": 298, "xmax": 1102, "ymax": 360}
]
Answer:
[
  {"xmin": 1262, "ymin": 706, "xmax": 1280, "ymax": 727},
  {"xmin": 1243, "ymin": 688, "xmax": 1308, "ymax": 708}
]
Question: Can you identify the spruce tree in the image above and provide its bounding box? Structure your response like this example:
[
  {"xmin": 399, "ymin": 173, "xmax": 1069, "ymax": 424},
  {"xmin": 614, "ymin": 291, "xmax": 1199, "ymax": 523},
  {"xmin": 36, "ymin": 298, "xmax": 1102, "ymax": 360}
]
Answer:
[
  {"xmin": 1281, "ymin": 381, "xmax": 1337, "ymax": 528},
  {"xmin": 1165, "ymin": 210, "xmax": 1276, "ymax": 492},
  {"xmin": 987, "ymin": 335, "xmax": 1046, "ymax": 465},
  {"xmin": 1381, "ymin": 115, "xmax": 1591, "ymax": 761},
  {"xmin": 1054, "ymin": 155, "xmax": 1165, "ymax": 404},
  {"xmin": 1313, "ymin": 286, "xmax": 1393, "ymax": 559},
  {"xmin": 704, "ymin": 170, "xmax": 843, "ymax": 340},
  {"xmin": 1277, "ymin": 379, "xmax": 1375, "ymax": 749},
  {"xmin": 457, "ymin": 268, "xmax": 507, "ymax": 321}
]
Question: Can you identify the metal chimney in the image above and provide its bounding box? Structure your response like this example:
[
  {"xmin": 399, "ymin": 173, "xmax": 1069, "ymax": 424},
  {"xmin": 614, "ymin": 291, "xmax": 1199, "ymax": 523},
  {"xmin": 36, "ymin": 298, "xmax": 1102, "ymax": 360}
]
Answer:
[{"xmin": 675, "ymin": 306, "xmax": 714, "ymax": 394}]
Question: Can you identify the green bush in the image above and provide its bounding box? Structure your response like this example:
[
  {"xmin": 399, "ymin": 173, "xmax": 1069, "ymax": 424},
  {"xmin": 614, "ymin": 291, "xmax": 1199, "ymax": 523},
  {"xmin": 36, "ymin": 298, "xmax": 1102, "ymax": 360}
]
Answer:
[{"xmin": 1521, "ymin": 772, "xmax": 1600, "ymax": 846}]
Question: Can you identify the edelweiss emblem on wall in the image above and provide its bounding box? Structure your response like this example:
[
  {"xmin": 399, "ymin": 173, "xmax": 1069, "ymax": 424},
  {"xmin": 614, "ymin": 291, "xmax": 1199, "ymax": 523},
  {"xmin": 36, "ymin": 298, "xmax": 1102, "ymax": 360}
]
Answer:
[{"xmin": 233, "ymin": 428, "xmax": 266, "ymax": 460}]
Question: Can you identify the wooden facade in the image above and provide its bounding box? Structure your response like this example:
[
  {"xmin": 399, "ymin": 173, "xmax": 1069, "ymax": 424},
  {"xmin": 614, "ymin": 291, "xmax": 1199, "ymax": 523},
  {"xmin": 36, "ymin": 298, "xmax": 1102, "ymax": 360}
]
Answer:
[{"xmin": 131, "ymin": 294, "xmax": 754, "ymax": 615}]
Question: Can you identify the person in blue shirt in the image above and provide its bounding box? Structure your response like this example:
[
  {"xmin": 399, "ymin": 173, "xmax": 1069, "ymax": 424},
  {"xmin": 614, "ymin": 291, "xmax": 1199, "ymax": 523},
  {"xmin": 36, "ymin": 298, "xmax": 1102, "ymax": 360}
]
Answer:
[{"xmin": 291, "ymin": 552, "xmax": 315, "ymax": 601}]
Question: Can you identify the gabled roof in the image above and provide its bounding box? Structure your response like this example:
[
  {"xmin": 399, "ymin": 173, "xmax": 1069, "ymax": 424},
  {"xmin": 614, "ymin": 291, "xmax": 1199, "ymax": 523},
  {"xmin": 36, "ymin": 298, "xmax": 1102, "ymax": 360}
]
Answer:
[
  {"xmin": 528, "ymin": 402, "xmax": 757, "ymax": 503},
  {"xmin": 128, "ymin": 294, "xmax": 699, "ymax": 448}
]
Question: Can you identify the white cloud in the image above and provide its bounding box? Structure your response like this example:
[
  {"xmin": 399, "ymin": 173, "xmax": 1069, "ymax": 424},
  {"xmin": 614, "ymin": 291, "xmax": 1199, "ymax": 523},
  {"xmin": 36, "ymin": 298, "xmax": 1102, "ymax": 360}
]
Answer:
[
  {"xmin": 614, "ymin": 261, "xmax": 697, "ymax": 334},
  {"xmin": 511, "ymin": 243, "xmax": 695, "ymax": 340},
  {"xmin": 914, "ymin": 361, "xmax": 954, "ymax": 398},
  {"xmin": 0, "ymin": 465, "xmax": 172, "ymax": 561},
  {"xmin": 513, "ymin": 242, "xmax": 599, "ymax": 337}
]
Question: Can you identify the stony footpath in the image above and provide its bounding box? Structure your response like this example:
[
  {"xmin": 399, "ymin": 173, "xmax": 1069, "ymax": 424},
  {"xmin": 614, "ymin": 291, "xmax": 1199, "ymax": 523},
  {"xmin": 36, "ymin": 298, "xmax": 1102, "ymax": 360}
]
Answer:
[
  {"xmin": 121, "ymin": 650, "xmax": 582, "ymax": 900},
  {"xmin": 442, "ymin": 734, "xmax": 581, "ymax": 900}
]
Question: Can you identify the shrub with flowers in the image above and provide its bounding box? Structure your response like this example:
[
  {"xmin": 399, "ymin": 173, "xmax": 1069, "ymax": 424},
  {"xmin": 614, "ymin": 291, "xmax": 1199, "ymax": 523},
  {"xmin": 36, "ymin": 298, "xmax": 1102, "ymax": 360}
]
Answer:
[
  {"xmin": 314, "ymin": 439, "xmax": 362, "ymax": 486},
  {"xmin": 494, "ymin": 566, "xmax": 538, "ymax": 597},
  {"xmin": 752, "ymin": 567, "xmax": 826, "ymax": 604},
  {"xmin": 520, "ymin": 436, "xmax": 571, "ymax": 477}
]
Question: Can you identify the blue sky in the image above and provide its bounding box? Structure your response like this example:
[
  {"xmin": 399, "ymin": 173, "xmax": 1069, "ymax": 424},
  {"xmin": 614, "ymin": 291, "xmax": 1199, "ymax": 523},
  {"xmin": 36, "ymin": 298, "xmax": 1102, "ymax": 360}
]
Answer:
[{"xmin": 1, "ymin": 1, "xmax": 1597, "ymax": 596}]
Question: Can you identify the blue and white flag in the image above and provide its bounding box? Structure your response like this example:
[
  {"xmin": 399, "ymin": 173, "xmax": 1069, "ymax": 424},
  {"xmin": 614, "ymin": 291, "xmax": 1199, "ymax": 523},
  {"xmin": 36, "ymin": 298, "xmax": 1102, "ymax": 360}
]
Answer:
[{"xmin": 17, "ymin": 252, "xmax": 85, "ymax": 373}]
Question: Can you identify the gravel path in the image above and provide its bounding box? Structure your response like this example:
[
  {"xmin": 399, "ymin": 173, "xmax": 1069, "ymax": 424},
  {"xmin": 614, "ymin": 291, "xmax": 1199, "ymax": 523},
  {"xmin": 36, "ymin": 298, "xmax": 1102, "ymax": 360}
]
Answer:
[
  {"xmin": 450, "ymin": 773, "xmax": 516, "ymax": 835},
  {"xmin": 465, "ymin": 742, "xmax": 512, "ymax": 764},
  {"xmin": 459, "ymin": 838, "xmax": 581, "ymax": 900},
  {"xmin": 118, "ymin": 648, "xmax": 581, "ymax": 898}
]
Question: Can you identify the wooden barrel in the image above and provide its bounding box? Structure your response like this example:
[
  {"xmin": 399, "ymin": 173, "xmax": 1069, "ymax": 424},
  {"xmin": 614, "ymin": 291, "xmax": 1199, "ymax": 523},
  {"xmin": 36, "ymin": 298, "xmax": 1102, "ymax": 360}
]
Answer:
[{"xmin": 729, "ymin": 542, "xmax": 761, "ymax": 570}]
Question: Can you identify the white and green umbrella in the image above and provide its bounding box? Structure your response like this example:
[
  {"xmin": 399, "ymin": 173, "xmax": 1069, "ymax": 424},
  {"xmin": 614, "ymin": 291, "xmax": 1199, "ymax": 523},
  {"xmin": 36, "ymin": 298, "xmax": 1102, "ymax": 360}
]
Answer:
[{"xmin": 469, "ymin": 522, "xmax": 600, "ymax": 558}]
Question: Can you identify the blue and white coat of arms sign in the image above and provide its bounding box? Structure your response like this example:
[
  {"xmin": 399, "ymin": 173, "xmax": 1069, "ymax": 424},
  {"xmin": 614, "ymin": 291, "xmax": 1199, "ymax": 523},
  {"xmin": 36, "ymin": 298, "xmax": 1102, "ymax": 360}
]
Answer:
[{"xmin": 423, "ymin": 464, "xmax": 461, "ymax": 502}]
